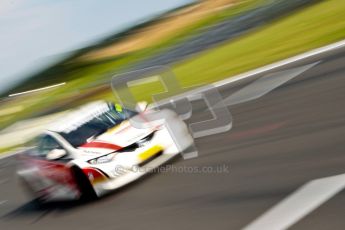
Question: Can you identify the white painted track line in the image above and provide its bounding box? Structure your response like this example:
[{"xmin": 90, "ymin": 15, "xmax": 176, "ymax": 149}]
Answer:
[
  {"xmin": 213, "ymin": 39, "xmax": 345, "ymax": 87},
  {"xmin": 155, "ymin": 39, "xmax": 345, "ymax": 106},
  {"xmin": 0, "ymin": 200, "xmax": 8, "ymax": 205},
  {"xmin": 243, "ymin": 174, "xmax": 345, "ymax": 230},
  {"xmin": 0, "ymin": 150, "xmax": 21, "ymax": 160}
]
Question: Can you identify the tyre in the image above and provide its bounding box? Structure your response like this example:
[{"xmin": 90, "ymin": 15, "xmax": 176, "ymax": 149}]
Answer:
[{"xmin": 71, "ymin": 166, "xmax": 97, "ymax": 201}]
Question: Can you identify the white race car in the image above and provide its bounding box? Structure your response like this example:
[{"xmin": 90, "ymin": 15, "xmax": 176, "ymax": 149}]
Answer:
[{"xmin": 17, "ymin": 101, "xmax": 193, "ymax": 202}]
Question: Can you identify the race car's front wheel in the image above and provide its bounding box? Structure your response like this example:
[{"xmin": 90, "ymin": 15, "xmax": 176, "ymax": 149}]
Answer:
[{"xmin": 71, "ymin": 166, "xmax": 97, "ymax": 201}]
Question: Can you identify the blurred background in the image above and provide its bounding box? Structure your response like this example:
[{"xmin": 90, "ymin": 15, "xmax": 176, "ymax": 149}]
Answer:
[{"xmin": 1, "ymin": 0, "xmax": 344, "ymax": 152}]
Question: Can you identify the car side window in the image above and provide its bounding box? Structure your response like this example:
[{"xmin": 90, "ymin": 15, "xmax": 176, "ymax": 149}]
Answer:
[{"xmin": 37, "ymin": 135, "xmax": 63, "ymax": 157}]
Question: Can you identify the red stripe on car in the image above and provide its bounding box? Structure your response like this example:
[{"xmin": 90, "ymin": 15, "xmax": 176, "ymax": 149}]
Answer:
[{"xmin": 80, "ymin": 141, "xmax": 121, "ymax": 150}]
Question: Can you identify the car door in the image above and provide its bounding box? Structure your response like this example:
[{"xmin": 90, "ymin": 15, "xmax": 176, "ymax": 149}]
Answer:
[{"xmin": 20, "ymin": 134, "xmax": 80, "ymax": 199}]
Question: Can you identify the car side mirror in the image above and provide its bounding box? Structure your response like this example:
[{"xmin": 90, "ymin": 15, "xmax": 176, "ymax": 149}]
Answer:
[
  {"xmin": 135, "ymin": 101, "xmax": 148, "ymax": 112},
  {"xmin": 46, "ymin": 149, "xmax": 68, "ymax": 160}
]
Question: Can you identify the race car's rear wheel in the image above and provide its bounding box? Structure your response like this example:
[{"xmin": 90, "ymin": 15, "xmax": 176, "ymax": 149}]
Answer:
[{"xmin": 71, "ymin": 166, "xmax": 97, "ymax": 201}]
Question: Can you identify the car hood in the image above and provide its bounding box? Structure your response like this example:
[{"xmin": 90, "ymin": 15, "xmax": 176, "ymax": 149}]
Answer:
[{"xmin": 77, "ymin": 120, "xmax": 154, "ymax": 156}]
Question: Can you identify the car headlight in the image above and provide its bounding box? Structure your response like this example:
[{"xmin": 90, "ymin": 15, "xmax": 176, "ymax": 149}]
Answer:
[
  {"xmin": 137, "ymin": 131, "xmax": 155, "ymax": 147},
  {"xmin": 87, "ymin": 132, "xmax": 156, "ymax": 164},
  {"xmin": 117, "ymin": 131, "xmax": 156, "ymax": 152},
  {"xmin": 88, "ymin": 152, "xmax": 116, "ymax": 165}
]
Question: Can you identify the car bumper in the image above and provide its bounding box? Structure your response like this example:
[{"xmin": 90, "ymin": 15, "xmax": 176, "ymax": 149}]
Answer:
[{"xmin": 92, "ymin": 151, "xmax": 178, "ymax": 197}]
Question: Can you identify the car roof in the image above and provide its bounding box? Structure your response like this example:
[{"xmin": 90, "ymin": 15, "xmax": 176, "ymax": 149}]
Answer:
[{"xmin": 48, "ymin": 100, "xmax": 113, "ymax": 134}]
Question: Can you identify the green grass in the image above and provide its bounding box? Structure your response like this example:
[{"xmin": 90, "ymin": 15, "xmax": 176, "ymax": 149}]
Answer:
[
  {"xmin": 136, "ymin": 0, "xmax": 266, "ymax": 55},
  {"xmin": 0, "ymin": 144, "xmax": 22, "ymax": 155},
  {"xmin": 103, "ymin": 0, "xmax": 345, "ymax": 103},
  {"xmin": 63, "ymin": 0, "xmax": 265, "ymax": 78},
  {"xmin": 34, "ymin": 0, "xmax": 345, "ymax": 105},
  {"xmin": 173, "ymin": 0, "xmax": 345, "ymax": 86}
]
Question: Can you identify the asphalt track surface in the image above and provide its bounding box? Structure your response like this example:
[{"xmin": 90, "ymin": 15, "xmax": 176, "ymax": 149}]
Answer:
[{"xmin": 1, "ymin": 46, "xmax": 345, "ymax": 230}]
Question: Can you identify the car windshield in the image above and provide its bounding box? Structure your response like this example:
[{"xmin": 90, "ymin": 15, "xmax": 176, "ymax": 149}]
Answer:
[{"xmin": 58, "ymin": 103, "xmax": 137, "ymax": 147}]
